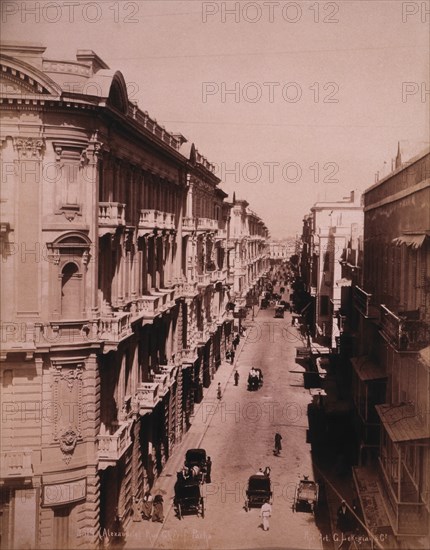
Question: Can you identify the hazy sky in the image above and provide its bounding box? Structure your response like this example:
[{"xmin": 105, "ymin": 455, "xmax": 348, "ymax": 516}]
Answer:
[{"xmin": 2, "ymin": 0, "xmax": 429, "ymax": 238}]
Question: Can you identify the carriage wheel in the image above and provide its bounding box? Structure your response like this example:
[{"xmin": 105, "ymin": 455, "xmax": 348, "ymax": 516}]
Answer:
[
  {"xmin": 201, "ymin": 498, "xmax": 205, "ymax": 518},
  {"xmin": 177, "ymin": 503, "xmax": 182, "ymax": 520}
]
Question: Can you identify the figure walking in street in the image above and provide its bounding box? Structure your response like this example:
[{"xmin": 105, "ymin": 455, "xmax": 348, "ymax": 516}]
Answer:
[
  {"xmin": 217, "ymin": 383, "xmax": 222, "ymax": 401},
  {"xmin": 206, "ymin": 456, "xmax": 212, "ymax": 483},
  {"xmin": 132, "ymin": 496, "xmax": 142, "ymax": 522},
  {"xmin": 260, "ymin": 499, "xmax": 272, "ymax": 531},
  {"xmin": 336, "ymin": 500, "xmax": 353, "ymax": 536},
  {"xmin": 274, "ymin": 432, "xmax": 282, "ymax": 456},
  {"xmin": 230, "ymin": 348, "xmax": 235, "ymax": 364},
  {"xmin": 141, "ymin": 492, "xmax": 153, "ymax": 520},
  {"xmin": 234, "ymin": 370, "xmax": 239, "ymax": 386},
  {"xmin": 152, "ymin": 494, "xmax": 164, "ymax": 523}
]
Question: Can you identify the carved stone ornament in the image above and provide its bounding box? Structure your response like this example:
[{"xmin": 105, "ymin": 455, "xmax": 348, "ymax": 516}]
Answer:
[
  {"xmin": 58, "ymin": 425, "xmax": 79, "ymax": 463},
  {"xmin": 14, "ymin": 137, "xmax": 44, "ymax": 160}
]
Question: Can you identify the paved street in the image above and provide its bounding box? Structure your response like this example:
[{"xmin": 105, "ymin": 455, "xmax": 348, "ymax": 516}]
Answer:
[{"xmin": 125, "ymin": 299, "xmax": 332, "ymax": 550}]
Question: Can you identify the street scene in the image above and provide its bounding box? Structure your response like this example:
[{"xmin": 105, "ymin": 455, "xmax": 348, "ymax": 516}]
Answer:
[
  {"xmin": 125, "ymin": 280, "xmax": 330, "ymax": 550},
  {"xmin": 0, "ymin": 2, "xmax": 429, "ymax": 550}
]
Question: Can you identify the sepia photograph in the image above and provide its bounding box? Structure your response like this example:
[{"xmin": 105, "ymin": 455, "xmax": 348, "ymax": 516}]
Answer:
[{"xmin": 0, "ymin": 1, "xmax": 429, "ymax": 549}]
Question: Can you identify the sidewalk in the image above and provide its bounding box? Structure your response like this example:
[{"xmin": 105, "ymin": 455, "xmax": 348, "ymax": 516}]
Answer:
[{"xmin": 123, "ymin": 331, "xmax": 249, "ymax": 549}]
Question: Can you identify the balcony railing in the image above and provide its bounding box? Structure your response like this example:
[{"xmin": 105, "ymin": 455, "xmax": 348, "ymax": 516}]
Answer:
[
  {"xmin": 182, "ymin": 216, "xmax": 195, "ymax": 231},
  {"xmin": 139, "ymin": 209, "xmax": 175, "ymax": 230},
  {"xmin": 354, "ymin": 286, "xmax": 379, "ymax": 318},
  {"xmin": 98, "ymin": 313, "xmax": 132, "ymax": 345},
  {"xmin": 98, "ymin": 202, "xmax": 126, "ymax": 233},
  {"xmin": 135, "ymin": 296, "xmax": 161, "ymax": 319},
  {"xmin": 380, "ymin": 305, "xmax": 429, "ymax": 352},
  {"xmin": 0, "ymin": 450, "xmax": 33, "ymax": 479},
  {"xmin": 97, "ymin": 421, "xmax": 133, "ymax": 469},
  {"xmin": 135, "ymin": 382, "xmax": 160, "ymax": 410},
  {"xmin": 196, "ymin": 218, "xmax": 218, "ymax": 231},
  {"xmin": 197, "ymin": 273, "xmax": 211, "ymax": 287},
  {"xmin": 153, "ymin": 373, "xmax": 169, "ymax": 396}
]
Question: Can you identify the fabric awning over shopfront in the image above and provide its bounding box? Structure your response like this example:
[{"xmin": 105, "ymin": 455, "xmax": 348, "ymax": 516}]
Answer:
[
  {"xmin": 392, "ymin": 233, "xmax": 428, "ymax": 249},
  {"xmin": 376, "ymin": 403, "xmax": 430, "ymax": 442},
  {"xmin": 351, "ymin": 356, "xmax": 387, "ymax": 381}
]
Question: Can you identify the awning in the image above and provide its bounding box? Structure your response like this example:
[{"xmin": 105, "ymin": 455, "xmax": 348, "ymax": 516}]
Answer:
[
  {"xmin": 392, "ymin": 233, "xmax": 428, "ymax": 249},
  {"xmin": 335, "ymin": 277, "xmax": 352, "ymax": 287},
  {"xmin": 376, "ymin": 403, "xmax": 430, "ymax": 442},
  {"xmin": 351, "ymin": 356, "xmax": 387, "ymax": 381}
]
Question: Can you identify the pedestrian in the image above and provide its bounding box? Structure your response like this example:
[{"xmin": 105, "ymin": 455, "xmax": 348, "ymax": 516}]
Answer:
[
  {"xmin": 206, "ymin": 456, "xmax": 212, "ymax": 483},
  {"xmin": 336, "ymin": 500, "xmax": 352, "ymax": 535},
  {"xmin": 274, "ymin": 433, "xmax": 282, "ymax": 456},
  {"xmin": 141, "ymin": 491, "xmax": 153, "ymax": 520},
  {"xmin": 152, "ymin": 494, "xmax": 164, "ymax": 523},
  {"xmin": 217, "ymin": 383, "xmax": 222, "ymax": 400},
  {"xmin": 234, "ymin": 370, "xmax": 239, "ymax": 386},
  {"xmin": 230, "ymin": 349, "xmax": 235, "ymax": 364},
  {"xmin": 264, "ymin": 466, "xmax": 271, "ymax": 477},
  {"xmin": 226, "ymin": 349, "xmax": 231, "ymax": 362},
  {"xmin": 260, "ymin": 499, "xmax": 272, "ymax": 531},
  {"xmin": 132, "ymin": 496, "xmax": 142, "ymax": 522}
]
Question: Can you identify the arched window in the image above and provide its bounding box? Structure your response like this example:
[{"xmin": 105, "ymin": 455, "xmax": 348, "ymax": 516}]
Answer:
[{"xmin": 61, "ymin": 262, "xmax": 81, "ymax": 318}]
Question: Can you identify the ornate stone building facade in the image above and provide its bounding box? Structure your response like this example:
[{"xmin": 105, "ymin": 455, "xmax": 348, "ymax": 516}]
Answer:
[{"xmin": 0, "ymin": 43, "xmax": 267, "ymax": 549}]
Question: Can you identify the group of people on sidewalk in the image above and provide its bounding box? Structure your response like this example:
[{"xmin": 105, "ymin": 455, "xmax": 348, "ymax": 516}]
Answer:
[{"xmin": 132, "ymin": 492, "xmax": 164, "ymax": 523}]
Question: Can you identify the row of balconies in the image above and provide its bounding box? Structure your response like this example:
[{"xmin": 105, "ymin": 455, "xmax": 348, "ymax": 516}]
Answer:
[
  {"xmin": 99, "ymin": 204, "xmax": 226, "ymax": 236},
  {"xmin": 97, "ymin": 363, "xmax": 178, "ymax": 468}
]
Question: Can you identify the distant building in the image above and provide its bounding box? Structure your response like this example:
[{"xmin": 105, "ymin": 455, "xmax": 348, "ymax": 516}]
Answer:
[
  {"xmin": 228, "ymin": 198, "xmax": 269, "ymax": 322},
  {"xmin": 299, "ymin": 191, "xmax": 363, "ymax": 349},
  {"xmin": 268, "ymin": 240, "xmax": 288, "ymax": 261}
]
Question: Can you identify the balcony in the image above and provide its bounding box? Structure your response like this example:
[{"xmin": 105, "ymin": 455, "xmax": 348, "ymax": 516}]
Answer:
[
  {"xmin": 139, "ymin": 209, "xmax": 175, "ymax": 231},
  {"xmin": 197, "ymin": 218, "xmax": 218, "ymax": 231},
  {"xmin": 0, "ymin": 450, "xmax": 33, "ymax": 480},
  {"xmin": 153, "ymin": 373, "xmax": 169, "ymax": 396},
  {"xmin": 178, "ymin": 348, "xmax": 198, "ymax": 365},
  {"xmin": 159, "ymin": 364, "xmax": 176, "ymax": 385},
  {"xmin": 197, "ymin": 273, "xmax": 211, "ymax": 288},
  {"xmin": 135, "ymin": 295, "xmax": 161, "ymax": 320},
  {"xmin": 182, "ymin": 216, "xmax": 195, "ymax": 231},
  {"xmin": 98, "ymin": 202, "xmax": 126, "ymax": 235},
  {"xmin": 354, "ymin": 286, "xmax": 379, "ymax": 318},
  {"xmin": 216, "ymin": 228, "xmax": 227, "ymax": 240},
  {"xmin": 97, "ymin": 421, "xmax": 133, "ymax": 470},
  {"xmin": 98, "ymin": 313, "xmax": 133, "ymax": 350},
  {"xmin": 380, "ymin": 305, "xmax": 429, "ymax": 352},
  {"xmin": 135, "ymin": 382, "xmax": 160, "ymax": 411}
]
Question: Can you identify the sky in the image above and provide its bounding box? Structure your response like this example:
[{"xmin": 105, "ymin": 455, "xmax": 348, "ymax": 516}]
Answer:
[{"xmin": 2, "ymin": 0, "xmax": 429, "ymax": 238}]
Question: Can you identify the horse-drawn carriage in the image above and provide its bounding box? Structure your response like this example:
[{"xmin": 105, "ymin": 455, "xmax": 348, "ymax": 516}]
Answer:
[
  {"xmin": 244, "ymin": 475, "xmax": 272, "ymax": 511},
  {"xmin": 292, "ymin": 476, "xmax": 319, "ymax": 514},
  {"xmin": 184, "ymin": 448, "xmax": 207, "ymax": 483},
  {"xmin": 247, "ymin": 368, "xmax": 263, "ymax": 391},
  {"xmin": 174, "ymin": 477, "xmax": 204, "ymax": 519}
]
